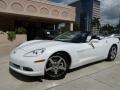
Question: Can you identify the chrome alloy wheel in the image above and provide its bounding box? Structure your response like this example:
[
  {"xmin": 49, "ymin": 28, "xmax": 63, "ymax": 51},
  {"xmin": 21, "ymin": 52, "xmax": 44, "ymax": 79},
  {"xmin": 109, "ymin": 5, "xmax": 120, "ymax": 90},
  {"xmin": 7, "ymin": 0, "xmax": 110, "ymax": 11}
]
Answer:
[
  {"xmin": 110, "ymin": 46, "xmax": 117, "ymax": 60},
  {"xmin": 45, "ymin": 55, "xmax": 67, "ymax": 79}
]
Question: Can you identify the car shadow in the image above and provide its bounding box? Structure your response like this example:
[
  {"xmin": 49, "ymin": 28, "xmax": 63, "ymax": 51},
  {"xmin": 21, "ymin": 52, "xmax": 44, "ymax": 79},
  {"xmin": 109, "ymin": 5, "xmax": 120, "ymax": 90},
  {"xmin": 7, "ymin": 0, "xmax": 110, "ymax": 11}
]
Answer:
[
  {"xmin": 68, "ymin": 60, "xmax": 106, "ymax": 73},
  {"xmin": 9, "ymin": 68, "xmax": 44, "ymax": 82}
]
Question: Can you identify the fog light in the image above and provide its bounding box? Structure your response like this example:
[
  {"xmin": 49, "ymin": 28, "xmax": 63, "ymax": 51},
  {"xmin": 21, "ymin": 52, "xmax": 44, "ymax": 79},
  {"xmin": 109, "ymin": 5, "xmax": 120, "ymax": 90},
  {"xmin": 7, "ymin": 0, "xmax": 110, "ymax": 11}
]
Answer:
[{"xmin": 23, "ymin": 67, "xmax": 33, "ymax": 71}]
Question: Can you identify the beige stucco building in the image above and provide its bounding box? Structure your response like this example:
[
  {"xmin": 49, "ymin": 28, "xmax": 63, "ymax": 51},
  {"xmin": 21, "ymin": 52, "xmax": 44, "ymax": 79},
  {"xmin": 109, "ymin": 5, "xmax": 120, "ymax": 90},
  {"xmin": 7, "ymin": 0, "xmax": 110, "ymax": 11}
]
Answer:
[{"xmin": 0, "ymin": 0, "xmax": 76, "ymax": 40}]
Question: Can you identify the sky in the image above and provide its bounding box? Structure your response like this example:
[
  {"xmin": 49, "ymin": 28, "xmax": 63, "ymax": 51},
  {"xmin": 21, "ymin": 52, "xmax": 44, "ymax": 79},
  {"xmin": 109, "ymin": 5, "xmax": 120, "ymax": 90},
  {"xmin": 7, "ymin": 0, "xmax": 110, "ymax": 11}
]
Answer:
[{"xmin": 50, "ymin": 0, "xmax": 120, "ymax": 26}]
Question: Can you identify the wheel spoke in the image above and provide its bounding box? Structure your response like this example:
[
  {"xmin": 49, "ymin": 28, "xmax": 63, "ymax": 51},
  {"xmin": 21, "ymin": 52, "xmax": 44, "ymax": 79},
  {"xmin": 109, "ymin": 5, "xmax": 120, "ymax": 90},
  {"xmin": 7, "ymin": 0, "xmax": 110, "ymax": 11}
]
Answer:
[
  {"xmin": 112, "ymin": 47, "xmax": 116, "ymax": 53},
  {"xmin": 113, "ymin": 50, "xmax": 117, "ymax": 54},
  {"xmin": 49, "ymin": 59, "xmax": 54, "ymax": 65},
  {"xmin": 46, "ymin": 67, "xmax": 53, "ymax": 72},
  {"xmin": 111, "ymin": 52, "xmax": 114, "ymax": 56},
  {"xmin": 113, "ymin": 52, "xmax": 116, "ymax": 57},
  {"xmin": 54, "ymin": 69, "xmax": 58, "ymax": 75},
  {"xmin": 57, "ymin": 58, "xmax": 62, "ymax": 65},
  {"xmin": 111, "ymin": 55, "xmax": 115, "ymax": 59},
  {"xmin": 59, "ymin": 66, "xmax": 66, "ymax": 71},
  {"xmin": 111, "ymin": 53, "xmax": 115, "ymax": 59}
]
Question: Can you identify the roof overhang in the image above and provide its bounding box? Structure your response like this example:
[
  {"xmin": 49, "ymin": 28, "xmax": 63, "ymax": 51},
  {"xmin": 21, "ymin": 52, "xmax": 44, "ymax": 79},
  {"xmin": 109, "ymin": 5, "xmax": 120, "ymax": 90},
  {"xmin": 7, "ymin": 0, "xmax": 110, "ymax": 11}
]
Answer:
[{"xmin": 0, "ymin": 0, "xmax": 76, "ymax": 22}]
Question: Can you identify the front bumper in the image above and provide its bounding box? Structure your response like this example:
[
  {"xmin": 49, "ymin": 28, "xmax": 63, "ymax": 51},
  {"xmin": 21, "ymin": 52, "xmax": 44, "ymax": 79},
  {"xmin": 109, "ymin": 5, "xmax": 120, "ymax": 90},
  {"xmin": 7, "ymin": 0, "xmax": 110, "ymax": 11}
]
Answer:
[
  {"xmin": 9, "ymin": 51, "xmax": 47, "ymax": 76},
  {"xmin": 10, "ymin": 65, "xmax": 43, "ymax": 76}
]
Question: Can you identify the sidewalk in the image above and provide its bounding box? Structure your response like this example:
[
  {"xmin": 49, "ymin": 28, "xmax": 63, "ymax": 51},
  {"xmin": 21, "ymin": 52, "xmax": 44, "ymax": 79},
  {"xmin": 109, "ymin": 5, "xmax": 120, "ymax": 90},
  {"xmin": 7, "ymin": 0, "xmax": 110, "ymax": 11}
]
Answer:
[
  {"xmin": 0, "ymin": 34, "xmax": 26, "ymax": 57},
  {"xmin": 48, "ymin": 64, "xmax": 120, "ymax": 90},
  {"xmin": 47, "ymin": 54, "xmax": 120, "ymax": 90}
]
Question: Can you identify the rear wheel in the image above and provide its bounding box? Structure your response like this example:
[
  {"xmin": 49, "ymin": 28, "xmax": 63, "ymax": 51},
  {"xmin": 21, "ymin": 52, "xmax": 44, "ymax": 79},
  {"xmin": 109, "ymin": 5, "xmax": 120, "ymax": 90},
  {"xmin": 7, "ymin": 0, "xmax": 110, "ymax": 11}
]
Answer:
[
  {"xmin": 107, "ymin": 45, "xmax": 117, "ymax": 61},
  {"xmin": 45, "ymin": 54, "xmax": 68, "ymax": 80}
]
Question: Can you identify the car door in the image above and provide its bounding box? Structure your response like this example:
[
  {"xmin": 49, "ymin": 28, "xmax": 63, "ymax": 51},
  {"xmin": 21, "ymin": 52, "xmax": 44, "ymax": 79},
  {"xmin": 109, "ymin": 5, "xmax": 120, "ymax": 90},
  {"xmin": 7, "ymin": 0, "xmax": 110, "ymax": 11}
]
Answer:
[
  {"xmin": 74, "ymin": 43, "xmax": 99, "ymax": 67},
  {"xmin": 90, "ymin": 39, "xmax": 108, "ymax": 60}
]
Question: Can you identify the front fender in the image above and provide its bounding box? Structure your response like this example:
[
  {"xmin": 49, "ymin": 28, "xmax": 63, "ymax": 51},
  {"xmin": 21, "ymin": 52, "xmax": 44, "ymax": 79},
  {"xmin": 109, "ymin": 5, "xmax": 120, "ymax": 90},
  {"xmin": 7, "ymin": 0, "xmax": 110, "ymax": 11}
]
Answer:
[{"xmin": 42, "ymin": 45, "xmax": 78, "ymax": 69}]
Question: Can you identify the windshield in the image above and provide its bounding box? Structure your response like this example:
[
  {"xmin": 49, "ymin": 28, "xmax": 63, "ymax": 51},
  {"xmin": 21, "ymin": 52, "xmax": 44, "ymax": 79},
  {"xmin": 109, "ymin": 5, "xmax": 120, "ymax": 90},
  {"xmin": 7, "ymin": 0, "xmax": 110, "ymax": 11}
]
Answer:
[{"xmin": 54, "ymin": 31, "xmax": 88, "ymax": 43}]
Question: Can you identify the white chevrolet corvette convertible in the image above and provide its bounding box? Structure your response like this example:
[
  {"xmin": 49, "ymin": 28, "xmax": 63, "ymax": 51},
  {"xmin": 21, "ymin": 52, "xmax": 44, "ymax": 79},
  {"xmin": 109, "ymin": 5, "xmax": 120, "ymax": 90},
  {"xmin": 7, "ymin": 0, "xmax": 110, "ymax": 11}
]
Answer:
[{"xmin": 10, "ymin": 31, "xmax": 119, "ymax": 79}]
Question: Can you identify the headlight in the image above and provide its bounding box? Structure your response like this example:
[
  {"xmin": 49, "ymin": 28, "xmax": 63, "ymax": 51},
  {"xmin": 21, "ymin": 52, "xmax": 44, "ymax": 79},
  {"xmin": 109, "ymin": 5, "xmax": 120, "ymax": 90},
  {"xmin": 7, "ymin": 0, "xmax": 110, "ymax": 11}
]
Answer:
[{"xmin": 24, "ymin": 48, "xmax": 46, "ymax": 57}]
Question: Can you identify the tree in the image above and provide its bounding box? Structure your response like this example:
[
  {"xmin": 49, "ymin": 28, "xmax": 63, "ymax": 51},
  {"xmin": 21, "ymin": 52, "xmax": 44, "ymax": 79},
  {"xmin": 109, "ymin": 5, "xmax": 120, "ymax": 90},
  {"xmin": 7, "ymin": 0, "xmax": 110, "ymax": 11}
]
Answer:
[
  {"xmin": 116, "ymin": 18, "xmax": 120, "ymax": 33},
  {"xmin": 60, "ymin": 26, "xmax": 69, "ymax": 34},
  {"xmin": 92, "ymin": 17, "xmax": 100, "ymax": 33},
  {"xmin": 15, "ymin": 27, "xmax": 27, "ymax": 34},
  {"xmin": 101, "ymin": 24, "xmax": 114, "ymax": 34},
  {"xmin": 73, "ymin": 22, "xmax": 80, "ymax": 31}
]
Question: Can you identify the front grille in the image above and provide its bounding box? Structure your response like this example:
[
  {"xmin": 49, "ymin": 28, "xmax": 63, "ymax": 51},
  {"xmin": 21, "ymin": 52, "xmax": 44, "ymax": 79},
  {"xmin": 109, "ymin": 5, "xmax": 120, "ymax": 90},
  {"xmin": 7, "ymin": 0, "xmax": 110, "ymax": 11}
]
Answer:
[
  {"xmin": 23, "ymin": 67, "xmax": 33, "ymax": 71},
  {"xmin": 10, "ymin": 62, "xmax": 20, "ymax": 69},
  {"xmin": 10, "ymin": 62, "xmax": 33, "ymax": 72}
]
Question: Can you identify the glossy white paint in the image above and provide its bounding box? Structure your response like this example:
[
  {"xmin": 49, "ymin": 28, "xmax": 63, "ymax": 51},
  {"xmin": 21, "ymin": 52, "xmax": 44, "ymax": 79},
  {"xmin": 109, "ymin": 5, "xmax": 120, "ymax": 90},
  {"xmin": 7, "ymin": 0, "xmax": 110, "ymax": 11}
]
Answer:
[{"xmin": 10, "ymin": 37, "xmax": 119, "ymax": 76}]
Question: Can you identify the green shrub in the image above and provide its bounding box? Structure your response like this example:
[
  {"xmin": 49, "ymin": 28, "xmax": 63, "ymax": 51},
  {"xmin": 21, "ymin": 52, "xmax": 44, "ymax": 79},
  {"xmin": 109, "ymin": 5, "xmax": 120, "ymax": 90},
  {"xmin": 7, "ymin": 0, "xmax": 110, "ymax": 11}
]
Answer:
[
  {"xmin": 7, "ymin": 31, "xmax": 16, "ymax": 41},
  {"xmin": 73, "ymin": 22, "xmax": 80, "ymax": 31},
  {"xmin": 15, "ymin": 27, "xmax": 26, "ymax": 34},
  {"xmin": 60, "ymin": 27, "xmax": 69, "ymax": 34}
]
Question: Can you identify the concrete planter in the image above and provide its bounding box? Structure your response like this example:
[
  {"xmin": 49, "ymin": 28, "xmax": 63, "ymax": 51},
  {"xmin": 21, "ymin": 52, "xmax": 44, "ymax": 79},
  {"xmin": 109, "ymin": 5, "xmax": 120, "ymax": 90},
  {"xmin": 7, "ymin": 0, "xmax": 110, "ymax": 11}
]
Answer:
[{"xmin": 0, "ymin": 34, "xmax": 27, "ymax": 45}]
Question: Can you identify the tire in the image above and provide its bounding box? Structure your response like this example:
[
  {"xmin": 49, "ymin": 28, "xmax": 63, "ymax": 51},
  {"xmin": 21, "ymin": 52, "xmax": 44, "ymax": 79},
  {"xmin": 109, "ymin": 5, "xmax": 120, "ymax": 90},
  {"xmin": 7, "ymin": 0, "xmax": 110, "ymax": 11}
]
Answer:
[
  {"xmin": 45, "ymin": 53, "xmax": 68, "ymax": 80},
  {"xmin": 107, "ymin": 45, "xmax": 117, "ymax": 61}
]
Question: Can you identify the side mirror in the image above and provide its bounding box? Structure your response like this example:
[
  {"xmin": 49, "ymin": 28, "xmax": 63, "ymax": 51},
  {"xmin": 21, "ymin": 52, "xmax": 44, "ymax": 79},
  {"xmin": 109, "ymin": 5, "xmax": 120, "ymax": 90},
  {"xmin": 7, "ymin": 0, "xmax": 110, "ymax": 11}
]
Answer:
[{"xmin": 89, "ymin": 40, "xmax": 95, "ymax": 48}]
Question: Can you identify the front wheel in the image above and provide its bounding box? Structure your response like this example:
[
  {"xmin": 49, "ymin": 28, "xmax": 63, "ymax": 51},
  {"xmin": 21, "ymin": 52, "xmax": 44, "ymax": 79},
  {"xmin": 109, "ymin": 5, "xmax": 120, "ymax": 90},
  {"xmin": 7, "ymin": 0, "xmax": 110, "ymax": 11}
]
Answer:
[
  {"xmin": 107, "ymin": 45, "xmax": 117, "ymax": 61},
  {"xmin": 45, "ymin": 54, "xmax": 68, "ymax": 80}
]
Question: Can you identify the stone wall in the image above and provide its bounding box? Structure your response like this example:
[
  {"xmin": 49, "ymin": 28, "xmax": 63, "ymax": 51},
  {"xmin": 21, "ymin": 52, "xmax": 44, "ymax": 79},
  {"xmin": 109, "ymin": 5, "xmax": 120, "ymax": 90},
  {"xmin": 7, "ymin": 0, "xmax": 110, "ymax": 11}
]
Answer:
[{"xmin": 0, "ymin": 34, "xmax": 27, "ymax": 45}]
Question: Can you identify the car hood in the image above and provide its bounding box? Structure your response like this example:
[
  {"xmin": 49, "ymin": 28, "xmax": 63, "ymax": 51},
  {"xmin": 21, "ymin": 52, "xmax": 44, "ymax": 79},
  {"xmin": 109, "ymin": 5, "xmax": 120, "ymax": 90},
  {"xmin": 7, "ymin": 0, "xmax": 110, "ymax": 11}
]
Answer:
[{"xmin": 16, "ymin": 40, "xmax": 65, "ymax": 52}]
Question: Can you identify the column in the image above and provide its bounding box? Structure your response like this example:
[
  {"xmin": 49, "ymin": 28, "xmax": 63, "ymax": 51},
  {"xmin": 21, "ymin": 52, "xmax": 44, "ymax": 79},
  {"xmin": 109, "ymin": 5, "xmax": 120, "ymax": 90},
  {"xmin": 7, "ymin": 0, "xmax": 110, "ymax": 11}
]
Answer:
[
  {"xmin": 70, "ymin": 22, "xmax": 73, "ymax": 31},
  {"xmin": 53, "ymin": 24, "xmax": 56, "ymax": 31}
]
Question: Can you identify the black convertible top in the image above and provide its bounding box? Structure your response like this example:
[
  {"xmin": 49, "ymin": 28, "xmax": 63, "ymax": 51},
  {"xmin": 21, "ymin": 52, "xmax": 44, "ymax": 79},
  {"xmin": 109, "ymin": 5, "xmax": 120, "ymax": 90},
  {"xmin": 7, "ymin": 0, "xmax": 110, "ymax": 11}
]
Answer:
[{"xmin": 54, "ymin": 31, "xmax": 90, "ymax": 43}]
